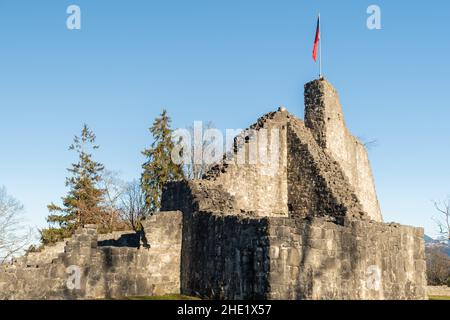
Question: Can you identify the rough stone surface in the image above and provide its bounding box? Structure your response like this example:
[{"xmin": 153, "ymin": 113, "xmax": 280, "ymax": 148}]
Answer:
[
  {"xmin": 161, "ymin": 78, "xmax": 425, "ymax": 300},
  {"xmin": 267, "ymin": 217, "xmax": 426, "ymax": 300},
  {"xmin": 0, "ymin": 79, "xmax": 426, "ymax": 300},
  {"xmin": 305, "ymin": 80, "xmax": 382, "ymax": 222},
  {"xmin": 0, "ymin": 212, "xmax": 183, "ymax": 300},
  {"xmin": 162, "ymin": 185, "xmax": 426, "ymax": 300},
  {"xmin": 287, "ymin": 117, "xmax": 367, "ymax": 222},
  {"xmin": 427, "ymin": 286, "xmax": 450, "ymax": 297},
  {"xmin": 203, "ymin": 110, "xmax": 289, "ymax": 217}
]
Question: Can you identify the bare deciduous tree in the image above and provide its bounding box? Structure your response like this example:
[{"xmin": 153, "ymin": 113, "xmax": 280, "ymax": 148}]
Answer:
[
  {"xmin": 433, "ymin": 199, "xmax": 450, "ymax": 243},
  {"xmin": 100, "ymin": 170, "xmax": 127, "ymax": 230},
  {"xmin": 99, "ymin": 172, "xmax": 150, "ymax": 231},
  {"xmin": 184, "ymin": 121, "xmax": 218, "ymax": 179},
  {"xmin": 0, "ymin": 187, "xmax": 32, "ymax": 263},
  {"xmin": 119, "ymin": 180, "xmax": 149, "ymax": 231},
  {"xmin": 426, "ymin": 246, "xmax": 450, "ymax": 285}
]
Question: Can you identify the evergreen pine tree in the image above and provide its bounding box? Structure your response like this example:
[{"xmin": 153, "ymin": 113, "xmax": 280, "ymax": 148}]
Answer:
[
  {"xmin": 40, "ymin": 125, "xmax": 106, "ymax": 244},
  {"xmin": 141, "ymin": 110, "xmax": 184, "ymax": 212}
]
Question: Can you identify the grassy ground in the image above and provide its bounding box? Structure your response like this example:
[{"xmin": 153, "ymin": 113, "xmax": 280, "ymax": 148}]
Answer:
[
  {"xmin": 120, "ymin": 295, "xmax": 201, "ymax": 300},
  {"xmin": 429, "ymin": 295, "xmax": 450, "ymax": 300}
]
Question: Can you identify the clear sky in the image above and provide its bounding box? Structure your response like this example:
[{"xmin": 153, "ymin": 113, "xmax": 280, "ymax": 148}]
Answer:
[{"xmin": 0, "ymin": 0, "xmax": 449, "ymax": 238}]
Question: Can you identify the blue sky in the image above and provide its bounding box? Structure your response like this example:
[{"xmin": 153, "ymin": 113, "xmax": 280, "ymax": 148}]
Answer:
[{"xmin": 0, "ymin": 0, "xmax": 449, "ymax": 238}]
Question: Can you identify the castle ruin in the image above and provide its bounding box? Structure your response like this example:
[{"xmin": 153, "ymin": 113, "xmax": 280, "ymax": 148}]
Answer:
[{"xmin": 0, "ymin": 79, "xmax": 426, "ymax": 300}]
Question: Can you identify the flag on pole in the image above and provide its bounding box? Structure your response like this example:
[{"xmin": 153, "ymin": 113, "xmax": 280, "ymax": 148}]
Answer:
[{"xmin": 312, "ymin": 15, "xmax": 320, "ymax": 62}]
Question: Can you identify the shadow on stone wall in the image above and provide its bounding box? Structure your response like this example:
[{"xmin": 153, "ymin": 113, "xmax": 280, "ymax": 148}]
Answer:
[
  {"xmin": 0, "ymin": 212, "xmax": 183, "ymax": 300},
  {"xmin": 97, "ymin": 233, "xmax": 140, "ymax": 248}
]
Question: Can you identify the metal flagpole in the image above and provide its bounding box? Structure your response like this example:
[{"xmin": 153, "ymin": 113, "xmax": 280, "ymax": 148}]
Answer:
[{"xmin": 319, "ymin": 13, "xmax": 323, "ymax": 79}]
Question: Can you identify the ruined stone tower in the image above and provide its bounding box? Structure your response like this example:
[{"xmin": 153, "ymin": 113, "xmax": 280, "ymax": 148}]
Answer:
[
  {"xmin": 162, "ymin": 78, "xmax": 426, "ymax": 300},
  {"xmin": 0, "ymin": 79, "xmax": 426, "ymax": 300},
  {"xmin": 304, "ymin": 80, "xmax": 382, "ymax": 222}
]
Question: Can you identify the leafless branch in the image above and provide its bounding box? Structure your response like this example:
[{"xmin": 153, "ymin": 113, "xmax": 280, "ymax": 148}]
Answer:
[
  {"xmin": 357, "ymin": 136, "xmax": 379, "ymax": 150},
  {"xmin": 433, "ymin": 199, "xmax": 450, "ymax": 243},
  {"xmin": 0, "ymin": 187, "xmax": 33, "ymax": 264},
  {"xmin": 184, "ymin": 121, "xmax": 219, "ymax": 180},
  {"xmin": 119, "ymin": 180, "xmax": 149, "ymax": 231}
]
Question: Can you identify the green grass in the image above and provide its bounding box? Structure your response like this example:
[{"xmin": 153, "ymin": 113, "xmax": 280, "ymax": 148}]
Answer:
[
  {"xmin": 119, "ymin": 294, "xmax": 201, "ymax": 300},
  {"xmin": 429, "ymin": 295, "xmax": 450, "ymax": 300}
]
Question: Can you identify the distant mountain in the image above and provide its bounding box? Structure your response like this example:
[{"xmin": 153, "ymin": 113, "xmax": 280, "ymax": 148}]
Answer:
[
  {"xmin": 424, "ymin": 234, "xmax": 437, "ymax": 244},
  {"xmin": 424, "ymin": 235, "xmax": 450, "ymax": 257}
]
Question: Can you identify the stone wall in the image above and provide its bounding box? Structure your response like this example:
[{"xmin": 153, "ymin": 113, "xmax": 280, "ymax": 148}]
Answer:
[
  {"xmin": 161, "ymin": 183, "xmax": 426, "ymax": 300},
  {"xmin": 427, "ymin": 286, "xmax": 450, "ymax": 297},
  {"xmin": 25, "ymin": 241, "xmax": 67, "ymax": 266},
  {"xmin": 287, "ymin": 118, "xmax": 366, "ymax": 222},
  {"xmin": 0, "ymin": 211, "xmax": 183, "ymax": 300},
  {"xmin": 267, "ymin": 217, "xmax": 426, "ymax": 300},
  {"xmin": 173, "ymin": 102, "xmax": 372, "ymax": 223},
  {"xmin": 305, "ymin": 79, "xmax": 382, "ymax": 222},
  {"xmin": 182, "ymin": 212, "xmax": 270, "ymax": 299},
  {"xmin": 203, "ymin": 111, "xmax": 289, "ymax": 217},
  {"xmin": 162, "ymin": 182, "xmax": 269, "ymax": 298},
  {"xmin": 97, "ymin": 230, "xmax": 139, "ymax": 247}
]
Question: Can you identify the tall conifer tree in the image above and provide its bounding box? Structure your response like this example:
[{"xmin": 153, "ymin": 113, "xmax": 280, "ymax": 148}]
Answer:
[
  {"xmin": 41, "ymin": 125, "xmax": 106, "ymax": 244},
  {"xmin": 141, "ymin": 110, "xmax": 184, "ymax": 212}
]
